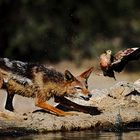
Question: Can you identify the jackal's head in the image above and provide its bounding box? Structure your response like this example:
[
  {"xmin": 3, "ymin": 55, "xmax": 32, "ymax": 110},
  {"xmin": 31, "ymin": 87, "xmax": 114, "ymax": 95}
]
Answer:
[{"xmin": 64, "ymin": 67, "xmax": 94, "ymax": 101}]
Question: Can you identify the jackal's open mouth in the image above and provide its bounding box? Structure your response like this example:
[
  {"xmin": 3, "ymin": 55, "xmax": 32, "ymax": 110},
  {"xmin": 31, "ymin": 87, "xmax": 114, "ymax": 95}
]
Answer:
[
  {"xmin": 80, "ymin": 93, "xmax": 92, "ymax": 101},
  {"xmin": 80, "ymin": 96, "xmax": 90, "ymax": 101},
  {"xmin": 65, "ymin": 93, "xmax": 92, "ymax": 101}
]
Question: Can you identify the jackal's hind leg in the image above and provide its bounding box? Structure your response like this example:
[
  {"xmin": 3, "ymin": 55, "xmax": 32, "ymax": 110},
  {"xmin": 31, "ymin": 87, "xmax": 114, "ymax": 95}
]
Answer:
[
  {"xmin": 5, "ymin": 91, "xmax": 14, "ymax": 111},
  {"xmin": 35, "ymin": 98, "xmax": 76, "ymax": 116}
]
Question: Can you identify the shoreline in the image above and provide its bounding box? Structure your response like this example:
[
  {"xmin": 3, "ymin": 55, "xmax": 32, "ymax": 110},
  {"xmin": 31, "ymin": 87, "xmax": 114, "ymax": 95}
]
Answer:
[{"xmin": 0, "ymin": 79, "xmax": 140, "ymax": 136}]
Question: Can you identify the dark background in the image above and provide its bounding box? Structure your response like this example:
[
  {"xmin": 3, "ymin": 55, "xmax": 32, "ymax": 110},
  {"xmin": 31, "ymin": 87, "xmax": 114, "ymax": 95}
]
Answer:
[{"xmin": 0, "ymin": 0, "xmax": 140, "ymax": 67}]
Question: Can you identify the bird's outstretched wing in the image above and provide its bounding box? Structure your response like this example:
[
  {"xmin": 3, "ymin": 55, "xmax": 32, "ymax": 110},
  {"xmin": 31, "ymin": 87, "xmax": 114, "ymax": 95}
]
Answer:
[{"xmin": 111, "ymin": 48, "xmax": 140, "ymax": 72}]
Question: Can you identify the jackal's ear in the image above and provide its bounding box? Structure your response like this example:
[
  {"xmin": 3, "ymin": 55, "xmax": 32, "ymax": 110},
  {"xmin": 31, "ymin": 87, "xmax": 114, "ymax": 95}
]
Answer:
[
  {"xmin": 79, "ymin": 67, "xmax": 94, "ymax": 80},
  {"xmin": 64, "ymin": 70, "xmax": 75, "ymax": 82}
]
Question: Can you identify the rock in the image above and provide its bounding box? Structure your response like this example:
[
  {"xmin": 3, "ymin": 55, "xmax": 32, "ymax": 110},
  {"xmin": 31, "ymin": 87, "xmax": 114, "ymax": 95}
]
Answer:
[
  {"xmin": 134, "ymin": 79, "xmax": 140, "ymax": 92},
  {"xmin": 0, "ymin": 79, "xmax": 140, "ymax": 135},
  {"xmin": 108, "ymin": 81, "xmax": 135, "ymax": 99}
]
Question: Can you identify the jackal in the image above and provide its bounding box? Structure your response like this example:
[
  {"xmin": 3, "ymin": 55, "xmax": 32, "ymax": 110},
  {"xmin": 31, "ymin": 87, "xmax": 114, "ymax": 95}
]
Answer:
[{"xmin": 0, "ymin": 58, "xmax": 94, "ymax": 116}]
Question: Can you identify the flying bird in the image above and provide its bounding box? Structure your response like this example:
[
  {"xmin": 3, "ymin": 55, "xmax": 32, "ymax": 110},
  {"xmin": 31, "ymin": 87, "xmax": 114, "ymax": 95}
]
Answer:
[{"xmin": 99, "ymin": 47, "xmax": 140, "ymax": 79}]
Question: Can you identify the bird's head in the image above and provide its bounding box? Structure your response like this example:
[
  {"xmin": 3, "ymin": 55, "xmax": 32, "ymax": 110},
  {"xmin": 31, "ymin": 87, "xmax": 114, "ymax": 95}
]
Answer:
[{"xmin": 106, "ymin": 50, "xmax": 112, "ymax": 55}]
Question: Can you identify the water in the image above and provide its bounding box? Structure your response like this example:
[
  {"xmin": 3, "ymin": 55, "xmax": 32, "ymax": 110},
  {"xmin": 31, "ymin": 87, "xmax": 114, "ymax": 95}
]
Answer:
[{"xmin": 2, "ymin": 130, "xmax": 140, "ymax": 140}]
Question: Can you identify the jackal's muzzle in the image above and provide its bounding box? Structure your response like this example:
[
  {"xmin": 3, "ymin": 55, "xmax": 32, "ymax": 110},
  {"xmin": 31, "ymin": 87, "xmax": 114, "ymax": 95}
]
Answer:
[
  {"xmin": 80, "ymin": 93, "xmax": 92, "ymax": 101},
  {"xmin": 70, "ymin": 92, "xmax": 92, "ymax": 101}
]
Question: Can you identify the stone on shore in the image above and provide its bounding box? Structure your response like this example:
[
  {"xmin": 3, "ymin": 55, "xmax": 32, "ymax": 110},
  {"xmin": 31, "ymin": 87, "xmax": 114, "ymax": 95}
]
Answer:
[{"xmin": 0, "ymin": 79, "xmax": 140, "ymax": 136}]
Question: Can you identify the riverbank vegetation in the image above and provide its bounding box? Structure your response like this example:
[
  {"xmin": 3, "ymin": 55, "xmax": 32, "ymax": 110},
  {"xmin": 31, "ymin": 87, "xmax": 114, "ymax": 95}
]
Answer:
[{"xmin": 0, "ymin": 0, "xmax": 140, "ymax": 69}]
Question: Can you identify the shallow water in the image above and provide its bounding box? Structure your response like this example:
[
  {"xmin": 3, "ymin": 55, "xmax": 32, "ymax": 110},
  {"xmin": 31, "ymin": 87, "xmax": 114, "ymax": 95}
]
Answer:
[{"xmin": 3, "ymin": 130, "xmax": 140, "ymax": 140}]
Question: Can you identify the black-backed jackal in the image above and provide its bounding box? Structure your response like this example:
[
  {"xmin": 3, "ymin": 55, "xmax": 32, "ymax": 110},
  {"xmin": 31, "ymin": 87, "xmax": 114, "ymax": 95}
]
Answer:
[{"xmin": 0, "ymin": 58, "xmax": 94, "ymax": 116}]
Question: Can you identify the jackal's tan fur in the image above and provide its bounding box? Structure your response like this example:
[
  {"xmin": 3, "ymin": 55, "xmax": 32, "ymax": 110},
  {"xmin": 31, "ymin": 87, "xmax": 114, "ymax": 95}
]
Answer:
[{"xmin": 0, "ymin": 58, "xmax": 93, "ymax": 116}]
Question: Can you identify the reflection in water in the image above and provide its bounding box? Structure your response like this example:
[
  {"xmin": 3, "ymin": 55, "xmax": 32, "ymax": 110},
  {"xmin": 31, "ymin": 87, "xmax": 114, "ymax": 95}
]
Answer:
[
  {"xmin": 3, "ymin": 130, "xmax": 140, "ymax": 140},
  {"xmin": 115, "ymin": 132, "xmax": 123, "ymax": 140}
]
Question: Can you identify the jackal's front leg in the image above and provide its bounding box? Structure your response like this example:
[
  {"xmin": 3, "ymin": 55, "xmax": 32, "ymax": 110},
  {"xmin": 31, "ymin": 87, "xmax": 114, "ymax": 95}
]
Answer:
[
  {"xmin": 5, "ymin": 91, "xmax": 14, "ymax": 111},
  {"xmin": 35, "ymin": 98, "xmax": 76, "ymax": 116}
]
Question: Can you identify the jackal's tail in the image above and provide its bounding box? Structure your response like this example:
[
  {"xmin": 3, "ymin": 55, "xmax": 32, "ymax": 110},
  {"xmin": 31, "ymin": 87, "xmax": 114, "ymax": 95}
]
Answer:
[
  {"xmin": 0, "ymin": 57, "xmax": 36, "ymax": 76},
  {"xmin": 0, "ymin": 57, "xmax": 27, "ymax": 70}
]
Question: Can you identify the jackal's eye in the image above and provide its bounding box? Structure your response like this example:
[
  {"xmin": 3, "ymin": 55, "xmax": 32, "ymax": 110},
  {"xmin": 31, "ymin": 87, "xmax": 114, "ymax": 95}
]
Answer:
[{"xmin": 74, "ymin": 86, "xmax": 82, "ymax": 90}]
